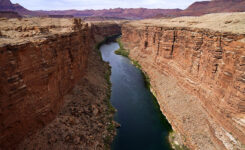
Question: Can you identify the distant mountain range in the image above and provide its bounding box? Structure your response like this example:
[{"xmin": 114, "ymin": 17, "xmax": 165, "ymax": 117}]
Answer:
[
  {"xmin": 161, "ymin": 0, "xmax": 245, "ymax": 17},
  {"xmin": 0, "ymin": 0, "xmax": 245, "ymax": 19},
  {"xmin": 39, "ymin": 8, "xmax": 182, "ymax": 19},
  {"xmin": 0, "ymin": 0, "xmax": 43, "ymax": 16}
]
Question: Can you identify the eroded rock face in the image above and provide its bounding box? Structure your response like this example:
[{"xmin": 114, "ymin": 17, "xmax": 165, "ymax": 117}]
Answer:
[
  {"xmin": 0, "ymin": 0, "xmax": 36, "ymax": 16},
  {"xmin": 154, "ymin": 0, "xmax": 245, "ymax": 18},
  {"xmin": 0, "ymin": 11, "xmax": 21, "ymax": 18},
  {"xmin": 121, "ymin": 14, "xmax": 245, "ymax": 150},
  {"xmin": 0, "ymin": 18, "xmax": 121, "ymax": 149},
  {"xmin": 91, "ymin": 21, "xmax": 122, "ymax": 42},
  {"xmin": 17, "ymin": 41, "xmax": 116, "ymax": 150},
  {"xmin": 184, "ymin": 0, "xmax": 245, "ymax": 15}
]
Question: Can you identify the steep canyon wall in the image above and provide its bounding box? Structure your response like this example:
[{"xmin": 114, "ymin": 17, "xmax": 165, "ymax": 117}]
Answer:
[
  {"xmin": 121, "ymin": 13, "xmax": 245, "ymax": 150},
  {"xmin": 0, "ymin": 18, "xmax": 121, "ymax": 149}
]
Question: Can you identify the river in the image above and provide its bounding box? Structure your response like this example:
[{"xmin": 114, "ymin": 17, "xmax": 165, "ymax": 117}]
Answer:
[{"xmin": 99, "ymin": 41, "xmax": 172, "ymax": 150}]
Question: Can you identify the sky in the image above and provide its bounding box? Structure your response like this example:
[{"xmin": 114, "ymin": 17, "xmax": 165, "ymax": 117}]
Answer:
[{"xmin": 11, "ymin": 0, "xmax": 207, "ymax": 11}]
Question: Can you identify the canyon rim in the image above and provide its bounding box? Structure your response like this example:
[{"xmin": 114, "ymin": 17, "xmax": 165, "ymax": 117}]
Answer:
[{"xmin": 120, "ymin": 13, "xmax": 245, "ymax": 150}]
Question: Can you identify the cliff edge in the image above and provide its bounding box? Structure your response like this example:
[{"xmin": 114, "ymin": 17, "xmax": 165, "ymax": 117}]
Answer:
[
  {"xmin": 121, "ymin": 12, "xmax": 245, "ymax": 150},
  {"xmin": 0, "ymin": 18, "xmax": 122, "ymax": 149}
]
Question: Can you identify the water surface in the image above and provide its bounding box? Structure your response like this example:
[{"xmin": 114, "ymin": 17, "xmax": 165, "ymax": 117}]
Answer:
[{"xmin": 100, "ymin": 42, "xmax": 172, "ymax": 150}]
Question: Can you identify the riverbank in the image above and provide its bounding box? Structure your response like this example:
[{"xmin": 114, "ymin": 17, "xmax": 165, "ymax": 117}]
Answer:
[
  {"xmin": 115, "ymin": 38, "xmax": 151, "ymax": 88},
  {"xmin": 116, "ymin": 36, "xmax": 209, "ymax": 150},
  {"xmin": 17, "ymin": 41, "xmax": 117, "ymax": 150},
  {"xmin": 120, "ymin": 13, "xmax": 245, "ymax": 150},
  {"xmin": 114, "ymin": 38, "xmax": 175, "ymax": 149}
]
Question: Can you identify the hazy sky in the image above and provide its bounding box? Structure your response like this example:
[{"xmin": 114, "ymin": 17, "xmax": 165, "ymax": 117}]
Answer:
[{"xmin": 11, "ymin": 0, "xmax": 206, "ymax": 10}]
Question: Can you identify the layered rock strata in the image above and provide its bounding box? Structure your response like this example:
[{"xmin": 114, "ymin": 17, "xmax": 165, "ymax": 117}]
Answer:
[
  {"xmin": 17, "ymin": 42, "xmax": 116, "ymax": 150},
  {"xmin": 121, "ymin": 13, "xmax": 245, "ymax": 150},
  {"xmin": 0, "ymin": 18, "xmax": 121, "ymax": 149},
  {"xmin": 0, "ymin": 11, "xmax": 21, "ymax": 18}
]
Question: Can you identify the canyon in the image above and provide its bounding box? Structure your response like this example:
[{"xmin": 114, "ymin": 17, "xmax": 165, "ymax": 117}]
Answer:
[
  {"xmin": 0, "ymin": 6, "xmax": 245, "ymax": 150},
  {"xmin": 121, "ymin": 12, "xmax": 245, "ymax": 150},
  {"xmin": 0, "ymin": 18, "xmax": 122, "ymax": 149}
]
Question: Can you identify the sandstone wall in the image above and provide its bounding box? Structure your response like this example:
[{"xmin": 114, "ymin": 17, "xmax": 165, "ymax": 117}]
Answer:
[
  {"xmin": 91, "ymin": 21, "xmax": 122, "ymax": 42},
  {"xmin": 121, "ymin": 24, "xmax": 245, "ymax": 149},
  {"xmin": 0, "ymin": 18, "xmax": 121, "ymax": 149}
]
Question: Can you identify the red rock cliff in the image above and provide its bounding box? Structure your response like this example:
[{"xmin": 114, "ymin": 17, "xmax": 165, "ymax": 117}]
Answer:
[
  {"xmin": 0, "ymin": 18, "xmax": 121, "ymax": 149},
  {"xmin": 121, "ymin": 13, "xmax": 245, "ymax": 150}
]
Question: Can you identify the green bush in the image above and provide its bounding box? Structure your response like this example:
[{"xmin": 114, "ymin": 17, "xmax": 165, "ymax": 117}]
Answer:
[
  {"xmin": 114, "ymin": 38, "xmax": 129, "ymax": 57},
  {"xmin": 95, "ymin": 37, "xmax": 117, "ymax": 149}
]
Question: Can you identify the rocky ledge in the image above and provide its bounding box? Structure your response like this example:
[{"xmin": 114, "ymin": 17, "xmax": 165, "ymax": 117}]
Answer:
[
  {"xmin": 121, "ymin": 12, "xmax": 245, "ymax": 150},
  {"xmin": 0, "ymin": 18, "xmax": 122, "ymax": 149}
]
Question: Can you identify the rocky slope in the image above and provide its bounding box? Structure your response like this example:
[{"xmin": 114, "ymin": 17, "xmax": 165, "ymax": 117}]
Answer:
[
  {"xmin": 0, "ymin": 11, "xmax": 21, "ymax": 18},
  {"xmin": 154, "ymin": 0, "xmax": 245, "ymax": 18},
  {"xmin": 0, "ymin": 18, "xmax": 121, "ymax": 149},
  {"xmin": 121, "ymin": 12, "xmax": 245, "ymax": 150},
  {"xmin": 0, "ymin": 0, "xmax": 42, "ymax": 16},
  {"xmin": 181, "ymin": 0, "xmax": 245, "ymax": 16},
  {"xmin": 17, "ymin": 40, "xmax": 116, "ymax": 150}
]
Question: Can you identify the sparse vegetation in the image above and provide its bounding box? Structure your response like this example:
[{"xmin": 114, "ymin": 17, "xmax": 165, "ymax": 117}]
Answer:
[
  {"xmin": 115, "ymin": 38, "xmax": 152, "ymax": 89},
  {"xmin": 95, "ymin": 36, "xmax": 118, "ymax": 149},
  {"xmin": 142, "ymin": 71, "xmax": 150, "ymax": 89},
  {"xmin": 107, "ymin": 122, "xmax": 115, "ymax": 132},
  {"xmin": 169, "ymin": 131, "xmax": 176, "ymax": 140},
  {"xmin": 131, "ymin": 59, "xmax": 151, "ymax": 89},
  {"xmin": 95, "ymin": 34, "xmax": 121, "ymax": 60},
  {"xmin": 169, "ymin": 131, "xmax": 190, "ymax": 150},
  {"xmin": 115, "ymin": 37, "xmax": 180, "ymax": 150},
  {"xmin": 95, "ymin": 40, "xmax": 105, "ymax": 60},
  {"xmin": 172, "ymin": 144, "xmax": 190, "ymax": 150},
  {"xmin": 131, "ymin": 60, "xmax": 141, "ymax": 69},
  {"xmin": 103, "ymin": 135, "xmax": 112, "ymax": 150},
  {"xmin": 114, "ymin": 38, "xmax": 129, "ymax": 57},
  {"xmin": 96, "ymin": 38, "xmax": 115, "ymax": 115},
  {"xmin": 104, "ymin": 65, "xmax": 116, "ymax": 115},
  {"xmin": 241, "ymin": 144, "xmax": 245, "ymax": 149},
  {"xmin": 115, "ymin": 49, "xmax": 129, "ymax": 57}
]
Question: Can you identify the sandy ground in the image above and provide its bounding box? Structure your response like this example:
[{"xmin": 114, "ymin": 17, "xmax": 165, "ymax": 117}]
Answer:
[{"xmin": 128, "ymin": 12, "xmax": 245, "ymax": 34}]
